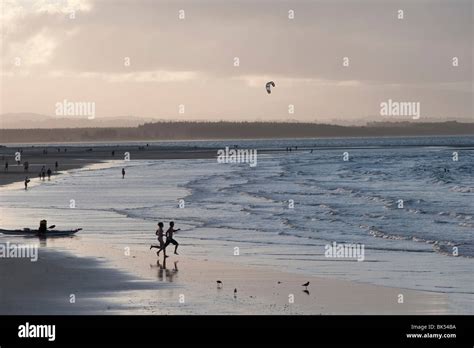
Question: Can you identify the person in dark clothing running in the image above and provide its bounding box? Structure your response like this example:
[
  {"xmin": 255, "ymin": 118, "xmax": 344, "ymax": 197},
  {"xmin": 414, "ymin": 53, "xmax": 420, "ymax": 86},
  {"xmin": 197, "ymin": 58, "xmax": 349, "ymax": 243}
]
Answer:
[
  {"xmin": 164, "ymin": 221, "xmax": 181, "ymax": 256},
  {"xmin": 150, "ymin": 222, "xmax": 167, "ymax": 257},
  {"xmin": 122, "ymin": 168, "xmax": 125, "ymax": 179}
]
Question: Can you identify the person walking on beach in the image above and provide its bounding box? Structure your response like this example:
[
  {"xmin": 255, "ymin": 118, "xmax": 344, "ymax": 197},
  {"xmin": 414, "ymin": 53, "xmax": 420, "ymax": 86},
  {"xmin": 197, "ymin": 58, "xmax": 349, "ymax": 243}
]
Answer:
[
  {"xmin": 122, "ymin": 168, "xmax": 125, "ymax": 179},
  {"xmin": 55, "ymin": 161, "xmax": 58, "ymax": 171},
  {"xmin": 47, "ymin": 168, "xmax": 52, "ymax": 180},
  {"xmin": 24, "ymin": 177, "xmax": 30, "ymax": 190},
  {"xmin": 150, "ymin": 222, "xmax": 167, "ymax": 257},
  {"xmin": 164, "ymin": 221, "xmax": 181, "ymax": 255},
  {"xmin": 5, "ymin": 161, "xmax": 8, "ymax": 171}
]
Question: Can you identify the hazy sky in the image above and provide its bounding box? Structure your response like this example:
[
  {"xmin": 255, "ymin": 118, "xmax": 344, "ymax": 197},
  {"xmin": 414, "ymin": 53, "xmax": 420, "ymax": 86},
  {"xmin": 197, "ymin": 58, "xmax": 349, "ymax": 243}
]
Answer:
[{"xmin": 1, "ymin": 0, "xmax": 472, "ymax": 124}]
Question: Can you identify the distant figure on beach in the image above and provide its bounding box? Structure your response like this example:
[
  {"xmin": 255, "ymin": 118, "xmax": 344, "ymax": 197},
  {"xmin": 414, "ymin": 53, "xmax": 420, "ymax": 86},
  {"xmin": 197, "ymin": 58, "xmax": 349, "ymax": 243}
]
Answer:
[
  {"xmin": 150, "ymin": 222, "xmax": 166, "ymax": 257},
  {"xmin": 47, "ymin": 168, "xmax": 52, "ymax": 180},
  {"xmin": 41, "ymin": 170, "xmax": 46, "ymax": 180},
  {"xmin": 164, "ymin": 221, "xmax": 181, "ymax": 255},
  {"xmin": 55, "ymin": 161, "xmax": 58, "ymax": 171},
  {"xmin": 24, "ymin": 161, "xmax": 29, "ymax": 172},
  {"xmin": 5, "ymin": 161, "xmax": 8, "ymax": 171},
  {"xmin": 122, "ymin": 168, "xmax": 125, "ymax": 179},
  {"xmin": 24, "ymin": 177, "xmax": 30, "ymax": 190},
  {"xmin": 112, "ymin": 150, "xmax": 115, "ymax": 157}
]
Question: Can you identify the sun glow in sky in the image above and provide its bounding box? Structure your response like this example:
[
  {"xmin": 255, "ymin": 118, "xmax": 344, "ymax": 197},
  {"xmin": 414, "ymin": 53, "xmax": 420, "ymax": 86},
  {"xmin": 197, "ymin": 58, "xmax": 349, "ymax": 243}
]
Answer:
[{"xmin": 1, "ymin": 0, "xmax": 472, "ymax": 124}]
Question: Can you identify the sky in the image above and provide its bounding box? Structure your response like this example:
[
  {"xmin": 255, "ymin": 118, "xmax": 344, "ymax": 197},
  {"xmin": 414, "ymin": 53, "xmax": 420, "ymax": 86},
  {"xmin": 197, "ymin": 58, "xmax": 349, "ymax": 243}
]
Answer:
[{"xmin": 0, "ymin": 0, "xmax": 472, "ymax": 126}]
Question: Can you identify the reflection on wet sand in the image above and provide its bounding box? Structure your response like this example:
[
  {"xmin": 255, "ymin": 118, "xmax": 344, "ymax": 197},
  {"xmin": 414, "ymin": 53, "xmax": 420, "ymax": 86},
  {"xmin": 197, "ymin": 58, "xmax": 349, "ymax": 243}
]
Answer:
[{"xmin": 150, "ymin": 258, "xmax": 179, "ymax": 282}]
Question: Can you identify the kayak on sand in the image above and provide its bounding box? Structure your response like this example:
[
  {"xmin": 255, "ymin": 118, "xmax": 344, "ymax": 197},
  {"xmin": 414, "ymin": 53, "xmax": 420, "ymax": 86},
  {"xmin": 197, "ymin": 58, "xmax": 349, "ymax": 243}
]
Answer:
[{"xmin": 0, "ymin": 228, "xmax": 82, "ymax": 236}]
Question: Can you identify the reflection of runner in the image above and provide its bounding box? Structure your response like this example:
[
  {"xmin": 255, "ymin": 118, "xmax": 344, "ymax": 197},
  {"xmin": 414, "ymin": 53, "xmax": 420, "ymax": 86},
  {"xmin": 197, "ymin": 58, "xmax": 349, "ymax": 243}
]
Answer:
[
  {"xmin": 164, "ymin": 221, "xmax": 180, "ymax": 256},
  {"xmin": 150, "ymin": 222, "xmax": 166, "ymax": 257}
]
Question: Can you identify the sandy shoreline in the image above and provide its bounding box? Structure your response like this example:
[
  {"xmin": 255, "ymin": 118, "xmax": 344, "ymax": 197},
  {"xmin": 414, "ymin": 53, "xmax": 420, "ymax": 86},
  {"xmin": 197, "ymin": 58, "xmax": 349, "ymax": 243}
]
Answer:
[
  {"xmin": 0, "ymin": 237, "xmax": 449, "ymax": 315},
  {"xmin": 0, "ymin": 145, "xmax": 226, "ymax": 186},
  {"xmin": 0, "ymin": 246, "xmax": 167, "ymax": 314}
]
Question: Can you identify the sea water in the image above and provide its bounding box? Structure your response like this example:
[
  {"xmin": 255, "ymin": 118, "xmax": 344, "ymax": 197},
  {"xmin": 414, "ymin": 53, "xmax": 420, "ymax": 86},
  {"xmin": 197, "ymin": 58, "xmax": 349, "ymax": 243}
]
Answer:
[{"xmin": 1, "ymin": 136, "xmax": 473, "ymax": 313}]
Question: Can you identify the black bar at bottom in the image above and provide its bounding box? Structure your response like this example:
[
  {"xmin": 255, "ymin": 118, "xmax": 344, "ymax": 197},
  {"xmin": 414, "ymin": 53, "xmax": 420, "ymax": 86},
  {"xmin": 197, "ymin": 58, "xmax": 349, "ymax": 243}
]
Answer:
[{"xmin": 0, "ymin": 315, "xmax": 472, "ymax": 347}]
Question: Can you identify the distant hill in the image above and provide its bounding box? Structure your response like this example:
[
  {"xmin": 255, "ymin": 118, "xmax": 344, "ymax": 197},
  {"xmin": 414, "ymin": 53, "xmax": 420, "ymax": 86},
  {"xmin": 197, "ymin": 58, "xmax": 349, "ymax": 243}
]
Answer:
[
  {"xmin": 0, "ymin": 121, "xmax": 472, "ymax": 143},
  {"xmin": 0, "ymin": 113, "xmax": 154, "ymax": 129}
]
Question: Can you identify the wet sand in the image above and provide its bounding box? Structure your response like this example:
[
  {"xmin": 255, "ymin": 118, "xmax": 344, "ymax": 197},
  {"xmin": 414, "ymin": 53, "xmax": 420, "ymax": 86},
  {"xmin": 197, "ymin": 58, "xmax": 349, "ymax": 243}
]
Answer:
[
  {"xmin": 1, "ymin": 236, "xmax": 448, "ymax": 315},
  {"xmin": 0, "ymin": 145, "xmax": 222, "ymax": 186},
  {"xmin": 0, "ymin": 246, "xmax": 167, "ymax": 314}
]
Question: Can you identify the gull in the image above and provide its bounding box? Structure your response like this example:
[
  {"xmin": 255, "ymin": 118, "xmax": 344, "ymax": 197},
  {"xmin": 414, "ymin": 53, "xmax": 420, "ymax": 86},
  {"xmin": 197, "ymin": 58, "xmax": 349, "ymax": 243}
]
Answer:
[
  {"xmin": 302, "ymin": 281, "xmax": 310, "ymax": 289},
  {"xmin": 216, "ymin": 280, "xmax": 223, "ymax": 289}
]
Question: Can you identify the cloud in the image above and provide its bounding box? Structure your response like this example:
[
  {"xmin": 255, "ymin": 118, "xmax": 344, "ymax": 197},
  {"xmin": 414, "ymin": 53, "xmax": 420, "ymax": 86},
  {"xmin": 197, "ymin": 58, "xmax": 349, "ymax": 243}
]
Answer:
[
  {"xmin": 48, "ymin": 69, "xmax": 201, "ymax": 82},
  {"xmin": 234, "ymin": 75, "xmax": 362, "ymax": 88},
  {"xmin": 7, "ymin": 30, "xmax": 57, "ymax": 66},
  {"xmin": 1, "ymin": 0, "xmax": 472, "ymax": 121}
]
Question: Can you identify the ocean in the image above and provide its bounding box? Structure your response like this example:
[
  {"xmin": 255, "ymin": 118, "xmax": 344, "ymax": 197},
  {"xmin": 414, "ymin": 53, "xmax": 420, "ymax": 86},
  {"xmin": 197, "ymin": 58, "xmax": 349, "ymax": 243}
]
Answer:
[{"xmin": 1, "ymin": 136, "xmax": 473, "ymax": 313}]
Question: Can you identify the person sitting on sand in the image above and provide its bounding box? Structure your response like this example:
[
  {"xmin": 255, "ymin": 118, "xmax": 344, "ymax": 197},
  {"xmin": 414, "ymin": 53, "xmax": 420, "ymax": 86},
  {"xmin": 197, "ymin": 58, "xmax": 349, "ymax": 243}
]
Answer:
[
  {"xmin": 38, "ymin": 220, "xmax": 47, "ymax": 235},
  {"xmin": 164, "ymin": 221, "xmax": 181, "ymax": 256},
  {"xmin": 150, "ymin": 222, "xmax": 167, "ymax": 257}
]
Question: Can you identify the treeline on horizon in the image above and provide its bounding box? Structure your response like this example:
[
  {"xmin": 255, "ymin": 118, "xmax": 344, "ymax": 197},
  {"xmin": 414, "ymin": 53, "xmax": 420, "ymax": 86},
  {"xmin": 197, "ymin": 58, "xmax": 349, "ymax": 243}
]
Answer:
[{"xmin": 0, "ymin": 121, "xmax": 473, "ymax": 143}]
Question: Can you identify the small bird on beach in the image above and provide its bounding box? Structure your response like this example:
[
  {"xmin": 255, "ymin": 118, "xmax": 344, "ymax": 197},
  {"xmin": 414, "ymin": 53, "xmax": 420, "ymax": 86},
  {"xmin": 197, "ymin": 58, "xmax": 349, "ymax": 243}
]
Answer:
[
  {"xmin": 302, "ymin": 281, "xmax": 310, "ymax": 289},
  {"xmin": 216, "ymin": 280, "xmax": 223, "ymax": 289}
]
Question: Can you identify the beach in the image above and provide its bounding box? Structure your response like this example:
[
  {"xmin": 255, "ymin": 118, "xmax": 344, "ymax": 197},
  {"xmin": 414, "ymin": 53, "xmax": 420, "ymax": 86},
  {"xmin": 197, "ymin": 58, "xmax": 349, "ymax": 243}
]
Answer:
[
  {"xmin": 0, "ymin": 239, "xmax": 448, "ymax": 315},
  {"xmin": 0, "ymin": 137, "xmax": 472, "ymax": 315},
  {"xmin": 0, "ymin": 144, "xmax": 221, "ymax": 186}
]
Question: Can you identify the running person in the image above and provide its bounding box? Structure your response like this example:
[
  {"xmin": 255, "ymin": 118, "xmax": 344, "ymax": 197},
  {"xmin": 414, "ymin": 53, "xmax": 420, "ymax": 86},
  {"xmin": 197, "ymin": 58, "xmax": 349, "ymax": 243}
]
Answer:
[
  {"xmin": 150, "ymin": 222, "xmax": 166, "ymax": 257},
  {"xmin": 164, "ymin": 221, "xmax": 180, "ymax": 255}
]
